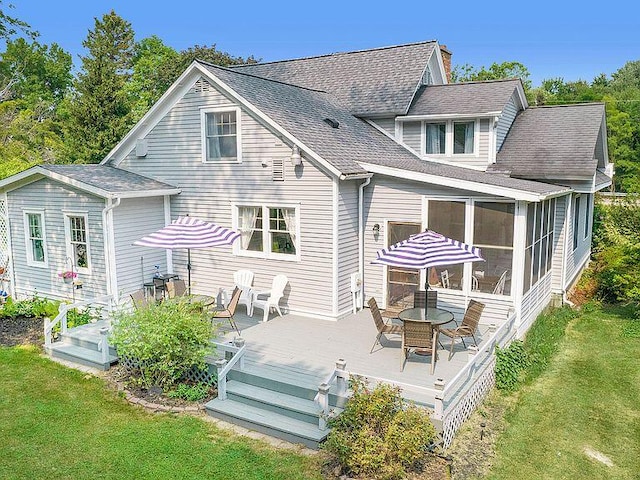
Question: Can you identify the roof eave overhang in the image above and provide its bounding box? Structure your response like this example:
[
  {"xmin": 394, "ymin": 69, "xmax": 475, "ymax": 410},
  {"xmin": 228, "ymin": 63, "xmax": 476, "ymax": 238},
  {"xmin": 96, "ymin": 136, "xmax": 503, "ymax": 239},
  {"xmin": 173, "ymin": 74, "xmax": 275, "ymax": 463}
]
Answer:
[
  {"xmin": 0, "ymin": 166, "xmax": 181, "ymax": 199},
  {"xmin": 359, "ymin": 162, "xmax": 570, "ymax": 201},
  {"xmin": 396, "ymin": 111, "xmax": 503, "ymax": 121}
]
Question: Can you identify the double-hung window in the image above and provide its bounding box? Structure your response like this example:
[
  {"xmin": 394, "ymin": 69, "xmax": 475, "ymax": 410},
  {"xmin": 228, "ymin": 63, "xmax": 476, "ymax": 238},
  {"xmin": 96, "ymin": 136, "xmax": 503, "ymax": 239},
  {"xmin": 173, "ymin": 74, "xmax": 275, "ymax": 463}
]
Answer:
[
  {"xmin": 425, "ymin": 123, "xmax": 446, "ymax": 154},
  {"xmin": 453, "ymin": 121, "xmax": 475, "ymax": 154},
  {"xmin": 65, "ymin": 214, "xmax": 90, "ymax": 272},
  {"xmin": 572, "ymin": 195, "xmax": 581, "ymax": 251},
  {"xmin": 236, "ymin": 205, "xmax": 299, "ymax": 260},
  {"xmin": 24, "ymin": 211, "xmax": 47, "ymax": 267},
  {"xmin": 201, "ymin": 107, "xmax": 241, "ymax": 163}
]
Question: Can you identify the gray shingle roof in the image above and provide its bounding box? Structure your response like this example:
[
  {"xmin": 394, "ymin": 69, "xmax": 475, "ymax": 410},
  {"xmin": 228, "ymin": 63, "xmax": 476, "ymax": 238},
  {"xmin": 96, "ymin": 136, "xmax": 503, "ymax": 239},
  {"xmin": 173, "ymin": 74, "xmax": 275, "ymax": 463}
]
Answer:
[
  {"xmin": 40, "ymin": 165, "xmax": 179, "ymax": 195},
  {"xmin": 202, "ymin": 63, "xmax": 566, "ymax": 197},
  {"xmin": 408, "ymin": 79, "xmax": 522, "ymax": 116},
  {"xmin": 491, "ymin": 104, "xmax": 605, "ymax": 180},
  {"xmin": 231, "ymin": 41, "xmax": 437, "ymax": 117}
]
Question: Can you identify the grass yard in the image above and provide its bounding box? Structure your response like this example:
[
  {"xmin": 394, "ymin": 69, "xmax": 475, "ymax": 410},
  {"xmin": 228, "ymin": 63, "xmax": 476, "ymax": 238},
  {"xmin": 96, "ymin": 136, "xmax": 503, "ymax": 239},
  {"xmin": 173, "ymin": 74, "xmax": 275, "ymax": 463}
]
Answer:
[
  {"xmin": 0, "ymin": 346, "xmax": 321, "ymax": 480},
  {"xmin": 489, "ymin": 304, "xmax": 640, "ymax": 479}
]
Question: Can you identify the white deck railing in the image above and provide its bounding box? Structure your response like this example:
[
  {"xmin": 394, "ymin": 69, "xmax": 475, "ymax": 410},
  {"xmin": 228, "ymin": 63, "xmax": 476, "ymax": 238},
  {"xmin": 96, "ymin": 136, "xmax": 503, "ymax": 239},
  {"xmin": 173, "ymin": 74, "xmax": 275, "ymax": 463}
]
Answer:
[
  {"xmin": 212, "ymin": 337, "xmax": 246, "ymax": 400},
  {"xmin": 44, "ymin": 295, "xmax": 114, "ymax": 348}
]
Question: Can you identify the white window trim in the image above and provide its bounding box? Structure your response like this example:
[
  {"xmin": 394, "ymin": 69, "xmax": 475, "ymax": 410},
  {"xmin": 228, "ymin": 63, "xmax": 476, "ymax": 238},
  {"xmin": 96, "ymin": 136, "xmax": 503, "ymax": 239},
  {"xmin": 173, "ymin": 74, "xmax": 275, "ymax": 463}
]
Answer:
[
  {"xmin": 583, "ymin": 193, "xmax": 591, "ymax": 240},
  {"xmin": 64, "ymin": 212, "xmax": 92, "ymax": 274},
  {"xmin": 424, "ymin": 196, "xmax": 516, "ymax": 297},
  {"xmin": 200, "ymin": 106, "xmax": 242, "ymax": 164},
  {"xmin": 572, "ymin": 194, "xmax": 581, "ymax": 252},
  {"xmin": 23, "ymin": 209, "xmax": 48, "ymax": 268},
  {"xmin": 420, "ymin": 119, "xmax": 479, "ymax": 158},
  {"xmin": 232, "ymin": 203, "xmax": 301, "ymax": 262}
]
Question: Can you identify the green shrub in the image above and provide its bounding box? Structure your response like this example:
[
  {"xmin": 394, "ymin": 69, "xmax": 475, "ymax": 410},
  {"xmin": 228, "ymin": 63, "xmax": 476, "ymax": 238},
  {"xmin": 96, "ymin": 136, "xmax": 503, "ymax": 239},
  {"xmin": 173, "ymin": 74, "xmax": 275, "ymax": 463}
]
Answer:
[
  {"xmin": 324, "ymin": 377, "xmax": 436, "ymax": 479},
  {"xmin": 66, "ymin": 305, "xmax": 102, "ymax": 329},
  {"xmin": 0, "ymin": 295, "xmax": 59, "ymax": 319},
  {"xmin": 110, "ymin": 298, "xmax": 216, "ymax": 389},
  {"xmin": 167, "ymin": 382, "xmax": 213, "ymax": 402},
  {"xmin": 495, "ymin": 340, "xmax": 529, "ymax": 392}
]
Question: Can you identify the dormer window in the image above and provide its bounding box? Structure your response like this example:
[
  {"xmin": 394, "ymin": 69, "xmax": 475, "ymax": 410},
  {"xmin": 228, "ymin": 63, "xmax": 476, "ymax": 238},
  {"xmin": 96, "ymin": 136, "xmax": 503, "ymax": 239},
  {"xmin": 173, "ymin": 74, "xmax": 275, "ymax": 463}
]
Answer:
[
  {"xmin": 201, "ymin": 106, "xmax": 242, "ymax": 163},
  {"xmin": 453, "ymin": 121, "xmax": 475, "ymax": 154},
  {"xmin": 426, "ymin": 123, "xmax": 446, "ymax": 154}
]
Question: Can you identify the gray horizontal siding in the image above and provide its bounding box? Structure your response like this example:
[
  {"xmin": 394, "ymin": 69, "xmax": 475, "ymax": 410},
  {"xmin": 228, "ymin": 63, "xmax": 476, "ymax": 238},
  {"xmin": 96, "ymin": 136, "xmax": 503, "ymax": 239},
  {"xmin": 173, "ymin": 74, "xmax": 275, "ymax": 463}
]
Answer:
[
  {"xmin": 402, "ymin": 121, "xmax": 422, "ymax": 151},
  {"xmin": 118, "ymin": 77, "xmax": 336, "ymax": 318},
  {"xmin": 564, "ymin": 194, "xmax": 592, "ymax": 288},
  {"xmin": 112, "ymin": 197, "xmax": 167, "ymax": 299},
  {"xmin": 497, "ymin": 94, "xmax": 519, "ymax": 151},
  {"xmin": 551, "ymin": 196, "xmax": 567, "ymax": 292},
  {"xmin": 372, "ymin": 118, "xmax": 396, "ymax": 137},
  {"xmin": 337, "ymin": 181, "xmax": 360, "ymax": 316},
  {"xmin": 7, "ymin": 179, "xmax": 107, "ymax": 300}
]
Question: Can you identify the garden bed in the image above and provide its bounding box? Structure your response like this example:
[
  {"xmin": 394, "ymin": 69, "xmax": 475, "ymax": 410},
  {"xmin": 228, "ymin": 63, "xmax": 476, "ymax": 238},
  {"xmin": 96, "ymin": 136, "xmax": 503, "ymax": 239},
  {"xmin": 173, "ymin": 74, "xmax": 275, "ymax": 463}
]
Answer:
[{"xmin": 0, "ymin": 316, "xmax": 44, "ymax": 347}]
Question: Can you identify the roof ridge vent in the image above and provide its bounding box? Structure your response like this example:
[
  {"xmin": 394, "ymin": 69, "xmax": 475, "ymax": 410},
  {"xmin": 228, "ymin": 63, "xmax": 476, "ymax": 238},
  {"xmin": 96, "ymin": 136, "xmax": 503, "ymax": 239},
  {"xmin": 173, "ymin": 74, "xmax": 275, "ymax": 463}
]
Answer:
[{"xmin": 323, "ymin": 118, "xmax": 340, "ymax": 129}]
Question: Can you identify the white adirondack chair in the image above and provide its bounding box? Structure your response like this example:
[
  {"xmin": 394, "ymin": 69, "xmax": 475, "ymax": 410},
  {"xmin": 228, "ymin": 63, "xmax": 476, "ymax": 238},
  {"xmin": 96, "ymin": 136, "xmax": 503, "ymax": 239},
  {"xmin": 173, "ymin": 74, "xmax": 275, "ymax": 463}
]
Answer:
[
  {"xmin": 250, "ymin": 274, "xmax": 288, "ymax": 322},
  {"xmin": 233, "ymin": 269, "xmax": 254, "ymax": 314}
]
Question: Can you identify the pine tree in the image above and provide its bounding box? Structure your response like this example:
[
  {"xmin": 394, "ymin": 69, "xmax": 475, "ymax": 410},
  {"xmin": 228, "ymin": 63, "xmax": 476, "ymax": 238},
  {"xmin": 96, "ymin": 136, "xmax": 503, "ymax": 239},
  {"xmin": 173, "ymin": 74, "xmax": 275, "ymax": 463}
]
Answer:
[{"xmin": 65, "ymin": 10, "xmax": 134, "ymax": 164}]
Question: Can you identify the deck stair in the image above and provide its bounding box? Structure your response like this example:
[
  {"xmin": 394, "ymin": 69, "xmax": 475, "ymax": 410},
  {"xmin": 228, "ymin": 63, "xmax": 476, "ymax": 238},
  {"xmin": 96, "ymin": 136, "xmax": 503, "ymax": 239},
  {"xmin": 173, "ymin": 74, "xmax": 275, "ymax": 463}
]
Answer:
[
  {"xmin": 205, "ymin": 358, "xmax": 346, "ymax": 449},
  {"xmin": 45, "ymin": 320, "xmax": 118, "ymax": 371}
]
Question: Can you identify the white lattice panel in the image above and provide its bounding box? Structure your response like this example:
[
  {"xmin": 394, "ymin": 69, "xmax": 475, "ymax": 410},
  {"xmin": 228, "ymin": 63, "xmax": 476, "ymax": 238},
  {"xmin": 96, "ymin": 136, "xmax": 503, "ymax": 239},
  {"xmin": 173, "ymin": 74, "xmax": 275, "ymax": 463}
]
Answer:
[
  {"xmin": 441, "ymin": 358, "xmax": 496, "ymax": 448},
  {"xmin": 0, "ymin": 197, "xmax": 11, "ymax": 295}
]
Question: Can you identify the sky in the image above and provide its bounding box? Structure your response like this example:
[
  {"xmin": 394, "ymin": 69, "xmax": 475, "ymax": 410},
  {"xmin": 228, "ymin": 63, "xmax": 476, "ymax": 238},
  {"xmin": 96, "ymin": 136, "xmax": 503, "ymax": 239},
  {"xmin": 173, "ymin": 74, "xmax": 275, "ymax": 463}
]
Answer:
[{"xmin": 8, "ymin": 0, "xmax": 640, "ymax": 87}]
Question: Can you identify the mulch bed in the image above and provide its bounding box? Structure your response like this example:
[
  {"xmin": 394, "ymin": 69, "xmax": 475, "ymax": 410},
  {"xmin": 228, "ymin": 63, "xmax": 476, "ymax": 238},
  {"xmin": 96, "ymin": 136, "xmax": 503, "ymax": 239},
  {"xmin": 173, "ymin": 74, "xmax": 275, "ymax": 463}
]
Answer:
[{"xmin": 0, "ymin": 316, "xmax": 44, "ymax": 347}]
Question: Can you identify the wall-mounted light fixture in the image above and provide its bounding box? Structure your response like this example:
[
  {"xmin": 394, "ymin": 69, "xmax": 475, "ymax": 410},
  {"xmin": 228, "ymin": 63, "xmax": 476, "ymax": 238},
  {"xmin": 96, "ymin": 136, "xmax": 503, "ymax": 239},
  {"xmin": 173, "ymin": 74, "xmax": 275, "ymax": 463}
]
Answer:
[
  {"xmin": 372, "ymin": 223, "xmax": 380, "ymax": 235},
  {"xmin": 290, "ymin": 145, "xmax": 302, "ymax": 167}
]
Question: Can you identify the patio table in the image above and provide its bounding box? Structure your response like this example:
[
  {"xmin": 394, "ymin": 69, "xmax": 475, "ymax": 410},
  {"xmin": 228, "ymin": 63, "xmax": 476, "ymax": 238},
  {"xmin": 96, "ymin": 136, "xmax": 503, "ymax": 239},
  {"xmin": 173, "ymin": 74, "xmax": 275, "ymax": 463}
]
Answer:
[{"xmin": 398, "ymin": 307, "xmax": 454, "ymax": 326}]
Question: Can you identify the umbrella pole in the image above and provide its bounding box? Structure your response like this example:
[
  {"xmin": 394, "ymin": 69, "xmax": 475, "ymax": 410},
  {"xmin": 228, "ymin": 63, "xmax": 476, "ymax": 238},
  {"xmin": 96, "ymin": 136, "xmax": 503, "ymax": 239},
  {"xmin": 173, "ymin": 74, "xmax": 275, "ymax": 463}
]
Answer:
[
  {"xmin": 424, "ymin": 271, "xmax": 429, "ymax": 319},
  {"xmin": 187, "ymin": 249, "xmax": 191, "ymax": 294}
]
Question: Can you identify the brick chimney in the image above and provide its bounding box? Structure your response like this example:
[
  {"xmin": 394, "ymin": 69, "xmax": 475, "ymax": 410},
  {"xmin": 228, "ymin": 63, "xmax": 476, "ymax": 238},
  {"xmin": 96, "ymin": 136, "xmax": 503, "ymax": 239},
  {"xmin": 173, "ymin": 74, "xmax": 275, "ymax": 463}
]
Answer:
[{"xmin": 440, "ymin": 44, "xmax": 452, "ymax": 83}]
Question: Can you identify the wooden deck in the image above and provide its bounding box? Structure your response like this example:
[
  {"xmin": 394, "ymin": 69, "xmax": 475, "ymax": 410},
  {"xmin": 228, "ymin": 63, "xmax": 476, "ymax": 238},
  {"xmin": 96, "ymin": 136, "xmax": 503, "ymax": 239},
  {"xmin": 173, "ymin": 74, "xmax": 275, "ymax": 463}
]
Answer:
[{"xmin": 216, "ymin": 308, "xmax": 497, "ymax": 407}]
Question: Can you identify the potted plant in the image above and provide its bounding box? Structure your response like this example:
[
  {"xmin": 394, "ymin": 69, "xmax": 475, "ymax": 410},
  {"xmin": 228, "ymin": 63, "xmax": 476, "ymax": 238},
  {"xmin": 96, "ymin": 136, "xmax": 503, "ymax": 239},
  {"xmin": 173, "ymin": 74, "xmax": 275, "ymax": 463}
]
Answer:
[{"xmin": 58, "ymin": 271, "xmax": 77, "ymax": 284}]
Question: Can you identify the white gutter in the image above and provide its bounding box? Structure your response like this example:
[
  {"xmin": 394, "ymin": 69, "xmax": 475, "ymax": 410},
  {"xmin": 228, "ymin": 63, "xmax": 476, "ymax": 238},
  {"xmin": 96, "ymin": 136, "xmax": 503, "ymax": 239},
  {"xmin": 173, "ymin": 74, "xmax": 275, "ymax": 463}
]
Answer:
[
  {"xmin": 396, "ymin": 111, "xmax": 503, "ymax": 121},
  {"xmin": 102, "ymin": 197, "xmax": 121, "ymax": 304},
  {"xmin": 358, "ymin": 176, "xmax": 373, "ymax": 310}
]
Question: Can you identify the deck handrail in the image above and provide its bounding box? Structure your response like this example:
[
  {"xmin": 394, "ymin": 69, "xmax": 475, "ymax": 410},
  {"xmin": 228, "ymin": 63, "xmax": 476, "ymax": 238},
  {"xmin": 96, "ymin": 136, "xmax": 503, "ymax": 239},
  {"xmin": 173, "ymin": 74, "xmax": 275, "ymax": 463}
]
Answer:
[
  {"xmin": 433, "ymin": 311, "xmax": 517, "ymax": 421},
  {"xmin": 214, "ymin": 337, "xmax": 246, "ymax": 401},
  {"xmin": 315, "ymin": 359, "xmax": 350, "ymax": 430},
  {"xmin": 44, "ymin": 295, "xmax": 113, "ymax": 348}
]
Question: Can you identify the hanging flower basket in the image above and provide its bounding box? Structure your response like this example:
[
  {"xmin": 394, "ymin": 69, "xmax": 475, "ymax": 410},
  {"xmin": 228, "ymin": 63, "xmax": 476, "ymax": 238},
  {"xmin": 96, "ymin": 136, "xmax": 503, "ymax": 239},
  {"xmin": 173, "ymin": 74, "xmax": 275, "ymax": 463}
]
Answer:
[{"xmin": 58, "ymin": 271, "xmax": 77, "ymax": 284}]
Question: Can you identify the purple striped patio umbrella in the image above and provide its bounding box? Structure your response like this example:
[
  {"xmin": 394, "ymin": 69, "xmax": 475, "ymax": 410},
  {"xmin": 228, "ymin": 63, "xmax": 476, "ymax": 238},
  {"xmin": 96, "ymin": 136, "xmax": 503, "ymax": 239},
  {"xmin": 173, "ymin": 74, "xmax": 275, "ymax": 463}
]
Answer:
[
  {"xmin": 372, "ymin": 230, "xmax": 484, "ymax": 314},
  {"xmin": 134, "ymin": 216, "xmax": 241, "ymax": 291}
]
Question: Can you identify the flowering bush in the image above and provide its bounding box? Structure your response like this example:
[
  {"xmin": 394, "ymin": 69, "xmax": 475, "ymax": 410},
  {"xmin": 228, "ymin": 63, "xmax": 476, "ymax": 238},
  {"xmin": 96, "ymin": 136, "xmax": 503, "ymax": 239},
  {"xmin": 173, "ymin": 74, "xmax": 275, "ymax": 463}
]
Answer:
[{"xmin": 58, "ymin": 271, "xmax": 77, "ymax": 279}]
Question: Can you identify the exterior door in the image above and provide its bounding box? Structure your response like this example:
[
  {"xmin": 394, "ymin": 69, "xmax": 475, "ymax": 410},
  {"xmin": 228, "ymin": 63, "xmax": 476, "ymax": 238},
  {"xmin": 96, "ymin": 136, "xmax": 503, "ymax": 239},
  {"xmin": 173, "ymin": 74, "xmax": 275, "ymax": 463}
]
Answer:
[{"xmin": 386, "ymin": 222, "xmax": 421, "ymax": 313}]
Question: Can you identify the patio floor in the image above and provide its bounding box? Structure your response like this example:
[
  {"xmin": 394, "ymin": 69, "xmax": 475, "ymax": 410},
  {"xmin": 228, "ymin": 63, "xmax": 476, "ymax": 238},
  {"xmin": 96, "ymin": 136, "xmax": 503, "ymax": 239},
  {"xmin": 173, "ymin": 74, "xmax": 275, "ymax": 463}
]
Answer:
[{"xmin": 215, "ymin": 307, "xmax": 494, "ymax": 407}]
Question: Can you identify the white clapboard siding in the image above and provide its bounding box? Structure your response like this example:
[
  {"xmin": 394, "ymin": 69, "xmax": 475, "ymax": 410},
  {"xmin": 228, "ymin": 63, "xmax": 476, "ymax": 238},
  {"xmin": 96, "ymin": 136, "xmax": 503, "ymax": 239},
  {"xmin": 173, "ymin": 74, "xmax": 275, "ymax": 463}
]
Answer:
[
  {"xmin": 112, "ymin": 197, "xmax": 168, "ymax": 298},
  {"xmin": 496, "ymin": 93, "xmax": 520, "ymax": 151},
  {"xmin": 402, "ymin": 121, "xmax": 422, "ymax": 151},
  {"xmin": 7, "ymin": 179, "xmax": 107, "ymax": 300},
  {"xmin": 519, "ymin": 273, "xmax": 553, "ymax": 335},
  {"xmin": 117, "ymin": 77, "xmax": 336, "ymax": 318}
]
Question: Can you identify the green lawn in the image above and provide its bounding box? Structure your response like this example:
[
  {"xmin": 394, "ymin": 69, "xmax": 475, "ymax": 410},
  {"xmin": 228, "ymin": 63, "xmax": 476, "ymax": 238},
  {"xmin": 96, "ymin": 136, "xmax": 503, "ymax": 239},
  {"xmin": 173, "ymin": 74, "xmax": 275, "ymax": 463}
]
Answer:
[
  {"xmin": 489, "ymin": 305, "xmax": 640, "ymax": 479},
  {"xmin": 0, "ymin": 346, "xmax": 321, "ymax": 480}
]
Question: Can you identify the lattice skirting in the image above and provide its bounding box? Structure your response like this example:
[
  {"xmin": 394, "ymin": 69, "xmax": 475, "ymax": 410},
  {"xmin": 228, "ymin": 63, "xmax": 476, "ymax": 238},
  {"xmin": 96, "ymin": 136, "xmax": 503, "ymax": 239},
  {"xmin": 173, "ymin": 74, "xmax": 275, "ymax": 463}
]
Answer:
[
  {"xmin": 119, "ymin": 355, "xmax": 217, "ymax": 385},
  {"xmin": 441, "ymin": 357, "xmax": 496, "ymax": 448}
]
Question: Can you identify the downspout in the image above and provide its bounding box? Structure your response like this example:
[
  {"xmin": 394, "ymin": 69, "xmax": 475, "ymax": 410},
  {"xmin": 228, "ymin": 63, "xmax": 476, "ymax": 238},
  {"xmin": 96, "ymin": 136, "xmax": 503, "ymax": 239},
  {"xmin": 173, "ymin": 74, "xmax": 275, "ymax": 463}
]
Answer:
[
  {"xmin": 102, "ymin": 197, "xmax": 121, "ymax": 305},
  {"xmin": 358, "ymin": 176, "xmax": 372, "ymax": 310}
]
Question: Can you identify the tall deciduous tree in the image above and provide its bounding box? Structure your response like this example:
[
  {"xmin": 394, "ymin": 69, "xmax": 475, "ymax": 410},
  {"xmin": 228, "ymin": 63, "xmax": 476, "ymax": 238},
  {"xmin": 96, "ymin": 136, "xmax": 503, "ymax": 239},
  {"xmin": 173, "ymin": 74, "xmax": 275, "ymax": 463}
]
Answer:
[
  {"xmin": 451, "ymin": 61, "xmax": 532, "ymax": 90},
  {"xmin": 65, "ymin": 10, "xmax": 134, "ymax": 164}
]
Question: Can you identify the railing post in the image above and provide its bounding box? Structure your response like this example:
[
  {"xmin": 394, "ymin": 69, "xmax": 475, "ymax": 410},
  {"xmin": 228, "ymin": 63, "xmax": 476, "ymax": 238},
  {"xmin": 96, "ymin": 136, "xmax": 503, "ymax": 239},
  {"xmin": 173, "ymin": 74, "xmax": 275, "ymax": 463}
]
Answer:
[
  {"xmin": 432, "ymin": 378, "xmax": 446, "ymax": 432},
  {"xmin": 335, "ymin": 358, "xmax": 348, "ymax": 397},
  {"xmin": 60, "ymin": 308, "xmax": 69, "ymax": 333},
  {"xmin": 100, "ymin": 327, "xmax": 110, "ymax": 364},
  {"xmin": 233, "ymin": 337, "xmax": 245, "ymax": 370},
  {"xmin": 318, "ymin": 383, "xmax": 330, "ymax": 431},
  {"xmin": 215, "ymin": 359, "xmax": 228, "ymax": 400},
  {"xmin": 44, "ymin": 317, "xmax": 51, "ymax": 347},
  {"xmin": 467, "ymin": 344, "xmax": 479, "ymax": 362}
]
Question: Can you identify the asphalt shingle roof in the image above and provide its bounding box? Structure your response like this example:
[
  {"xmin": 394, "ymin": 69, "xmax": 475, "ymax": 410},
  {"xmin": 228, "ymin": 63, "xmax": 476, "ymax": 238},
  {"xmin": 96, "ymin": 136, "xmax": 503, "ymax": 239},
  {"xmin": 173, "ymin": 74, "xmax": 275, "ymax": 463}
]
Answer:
[
  {"xmin": 202, "ymin": 63, "xmax": 566, "ymax": 197},
  {"xmin": 40, "ymin": 165, "xmax": 179, "ymax": 195},
  {"xmin": 408, "ymin": 79, "xmax": 522, "ymax": 116},
  {"xmin": 491, "ymin": 104, "xmax": 605, "ymax": 180},
  {"xmin": 231, "ymin": 42, "xmax": 437, "ymax": 117}
]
